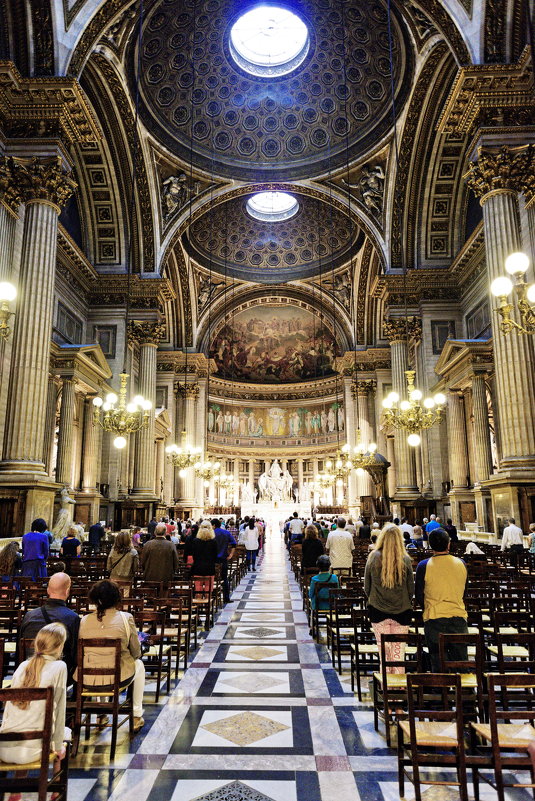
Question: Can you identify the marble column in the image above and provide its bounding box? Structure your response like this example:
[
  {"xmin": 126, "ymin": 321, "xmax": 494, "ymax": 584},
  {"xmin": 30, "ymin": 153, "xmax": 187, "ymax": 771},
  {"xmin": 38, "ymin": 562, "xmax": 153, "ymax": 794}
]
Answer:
[
  {"xmin": 448, "ymin": 391, "xmax": 469, "ymax": 488},
  {"xmin": 195, "ymin": 377, "xmax": 207, "ymax": 511},
  {"xmin": 43, "ymin": 375, "xmax": 58, "ymax": 476},
  {"xmin": 131, "ymin": 323, "xmax": 162, "ymax": 498},
  {"xmin": 471, "ymin": 372, "xmax": 494, "ymax": 484},
  {"xmin": 81, "ymin": 397, "xmax": 100, "ymax": 492},
  {"xmin": 386, "ymin": 436, "xmax": 397, "ymax": 498},
  {"xmin": 467, "ymin": 149, "xmax": 535, "ymax": 468},
  {"xmin": 1, "ymin": 158, "xmax": 75, "ymax": 473},
  {"xmin": 312, "ymin": 457, "xmax": 319, "ymax": 507},
  {"xmin": 55, "ymin": 378, "xmax": 76, "ymax": 487},
  {"xmin": 384, "ymin": 321, "xmax": 418, "ymax": 496},
  {"xmin": 248, "ymin": 459, "xmax": 255, "ymax": 487},
  {"xmin": 233, "ymin": 459, "xmax": 240, "ymax": 506},
  {"xmin": 183, "ymin": 384, "xmax": 199, "ymax": 504},
  {"xmin": 0, "ymin": 158, "xmax": 21, "ymax": 282},
  {"xmin": 343, "ymin": 376, "xmax": 358, "ymax": 510},
  {"xmin": 355, "ymin": 381, "xmax": 374, "ymax": 497},
  {"xmin": 155, "ymin": 438, "xmax": 165, "ymax": 503},
  {"xmin": 297, "ymin": 458, "xmax": 304, "ymax": 498}
]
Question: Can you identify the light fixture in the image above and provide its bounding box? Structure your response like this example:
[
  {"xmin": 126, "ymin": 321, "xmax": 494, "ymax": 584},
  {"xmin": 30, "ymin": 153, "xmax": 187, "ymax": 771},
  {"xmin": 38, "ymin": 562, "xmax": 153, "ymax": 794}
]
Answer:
[
  {"xmin": 0, "ymin": 281, "xmax": 17, "ymax": 339},
  {"xmin": 166, "ymin": 430, "xmax": 202, "ymax": 471},
  {"xmin": 491, "ymin": 252, "xmax": 535, "ymax": 335},
  {"xmin": 216, "ymin": 471, "xmax": 234, "ymax": 492},
  {"xmin": 343, "ymin": 429, "xmax": 378, "ymax": 469},
  {"xmin": 93, "ymin": 373, "xmax": 151, "ymax": 441},
  {"xmin": 382, "ymin": 370, "xmax": 446, "ymax": 446},
  {"xmin": 194, "ymin": 458, "xmax": 222, "ymax": 481}
]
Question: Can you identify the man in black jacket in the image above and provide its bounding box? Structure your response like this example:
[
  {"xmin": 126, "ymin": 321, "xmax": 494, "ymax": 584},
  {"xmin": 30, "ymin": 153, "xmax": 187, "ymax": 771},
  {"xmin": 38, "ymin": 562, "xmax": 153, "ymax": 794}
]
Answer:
[
  {"xmin": 88, "ymin": 520, "xmax": 105, "ymax": 553},
  {"xmin": 21, "ymin": 572, "xmax": 80, "ymax": 677}
]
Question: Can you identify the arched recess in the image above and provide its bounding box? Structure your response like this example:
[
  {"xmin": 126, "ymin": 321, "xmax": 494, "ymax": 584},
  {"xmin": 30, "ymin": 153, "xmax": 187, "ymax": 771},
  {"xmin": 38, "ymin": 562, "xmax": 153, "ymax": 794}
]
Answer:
[
  {"xmin": 390, "ymin": 40, "xmax": 452, "ymax": 269},
  {"xmin": 79, "ymin": 53, "xmax": 156, "ymax": 272},
  {"xmin": 196, "ymin": 284, "xmax": 353, "ymax": 358},
  {"xmin": 161, "ymin": 244, "xmax": 192, "ymax": 349}
]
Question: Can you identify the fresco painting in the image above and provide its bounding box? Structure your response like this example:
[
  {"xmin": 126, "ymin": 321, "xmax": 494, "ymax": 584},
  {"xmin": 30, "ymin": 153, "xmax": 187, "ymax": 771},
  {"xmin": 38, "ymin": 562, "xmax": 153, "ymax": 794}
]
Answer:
[
  {"xmin": 210, "ymin": 305, "xmax": 339, "ymax": 383},
  {"xmin": 207, "ymin": 403, "xmax": 344, "ymax": 438}
]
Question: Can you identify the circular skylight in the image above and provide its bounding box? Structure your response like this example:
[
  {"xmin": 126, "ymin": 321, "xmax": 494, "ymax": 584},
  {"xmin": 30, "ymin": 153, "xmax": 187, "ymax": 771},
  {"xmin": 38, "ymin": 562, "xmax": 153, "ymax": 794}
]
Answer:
[
  {"xmin": 246, "ymin": 191, "xmax": 299, "ymax": 222},
  {"xmin": 229, "ymin": 6, "xmax": 310, "ymax": 77}
]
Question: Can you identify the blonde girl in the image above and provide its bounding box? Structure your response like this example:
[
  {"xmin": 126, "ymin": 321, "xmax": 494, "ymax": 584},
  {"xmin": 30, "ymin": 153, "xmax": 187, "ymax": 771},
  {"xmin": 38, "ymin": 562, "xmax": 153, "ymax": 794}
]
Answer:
[
  {"xmin": 0, "ymin": 623, "xmax": 69, "ymax": 767},
  {"xmin": 363, "ymin": 524, "xmax": 414, "ymax": 674}
]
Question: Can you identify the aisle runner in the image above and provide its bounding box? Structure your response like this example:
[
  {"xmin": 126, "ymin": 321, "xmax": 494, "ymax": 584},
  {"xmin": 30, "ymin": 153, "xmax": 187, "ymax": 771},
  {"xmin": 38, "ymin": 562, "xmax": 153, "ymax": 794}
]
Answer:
[{"xmin": 70, "ymin": 531, "xmax": 511, "ymax": 800}]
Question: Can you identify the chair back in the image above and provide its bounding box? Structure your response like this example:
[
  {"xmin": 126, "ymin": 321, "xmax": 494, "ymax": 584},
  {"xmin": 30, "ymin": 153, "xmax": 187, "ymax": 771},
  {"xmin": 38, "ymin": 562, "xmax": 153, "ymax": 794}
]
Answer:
[
  {"xmin": 495, "ymin": 631, "xmax": 535, "ymax": 673},
  {"xmin": 76, "ymin": 637, "xmax": 122, "ymax": 691},
  {"xmin": 0, "ymin": 686, "xmax": 54, "ymax": 767},
  {"xmin": 380, "ymin": 632, "xmax": 423, "ymax": 676},
  {"xmin": 405, "ymin": 673, "xmax": 465, "ymax": 758}
]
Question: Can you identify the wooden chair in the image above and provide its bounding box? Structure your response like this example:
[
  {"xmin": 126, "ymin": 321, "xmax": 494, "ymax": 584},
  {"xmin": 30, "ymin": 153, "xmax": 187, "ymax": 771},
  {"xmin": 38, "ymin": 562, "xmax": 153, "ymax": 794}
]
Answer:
[
  {"xmin": 350, "ymin": 607, "xmax": 379, "ymax": 700},
  {"xmin": 372, "ymin": 632, "xmax": 423, "ymax": 747},
  {"xmin": 134, "ymin": 609, "xmax": 171, "ymax": 702},
  {"xmin": 309, "ymin": 578, "xmax": 338, "ymax": 640},
  {"xmin": 438, "ymin": 632, "xmax": 486, "ymax": 722},
  {"xmin": 0, "ymin": 686, "xmax": 70, "ymax": 801},
  {"xmin": 159, "ymin": 596, "xmax": 190, "ymax": 674},
  {"xmin": 489, "ymin": 631, "xmax": 535, "ymax": 674},
  {"xmin": 326, "ymin": 591, "xmax": 364, "ymax": 674},
  {"xmin": 397, "ymin": 674, "xmax": 470, "ymax": 801},
  {"xmin": 72, "ymin": 637, "xmax": 133, "ymax": 759},
  {"xmin": 191, "ymin": 577, "xmax": 215, "ymax": 630},
  {"xmin": 470, "ymin": 673, "xmax": 535, "ymax": 801}
]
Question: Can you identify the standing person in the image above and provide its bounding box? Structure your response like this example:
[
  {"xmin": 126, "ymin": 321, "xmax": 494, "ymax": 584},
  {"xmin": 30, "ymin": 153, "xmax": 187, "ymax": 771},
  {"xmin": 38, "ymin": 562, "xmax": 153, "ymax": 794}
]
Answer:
[
  {"xmin": 0, "ymin": 541, "xmax": 22, "ymax": 583},
  {"xmin": 528, "ymin": 523, "xmax": 535, "ymax": 555},
  {"xmin": 359, "ymin": 518, "xmax": 371, "ymax": 540},
  {"xmin": 21, "ymin": 518, "xmax": 49, "ymax": 580},
  {"xmin": 0, "ymin": 623, "xmax": 69, "ymax": 766},
  {"xmin": 212, "ymin": 518, "xmax": 237, "ymax": 604},
  {"xmin": 501, "ymin": 518, "xmax": 525, "ymax": 561},
  {"xmin": 400, "ymin": 517, "xmax": 414, "ymax": 538},
  {"xmin": 20, "ymin": 572, "xmax": 80, "ymax": 678},
  {"xmin": 345, "ymin": 517, "xmax": 357, "ymax": 535},
  {"xmin": 308, "ymin": 555, "xmax": 339, "ymax": 611},
  {"xmin": 107, "ymin": 532, "xmax": 139, "ymax": 597},
  {"xmin": 190, "ymin": 520, "xmax": 219, "ymax": 591},
  {"xmin": 147, "ymin": 517, "xmax": 158, "ymax": 538},
  {"xmin": 141, "ymin": 523, "xmax": 179, "ymax": 584},
  {"xmin": 443, "ymin": 518, "xmax": 458, "ymax": 551},
  {"xmin": 301, "ymin": 524, "xmax": 325, "ymax": 570},
  {"xmin": 425, "ymin": 514, "xmax": 440, "ymax": 537},
  {"xmin": 183, "ymin": 523, "xmax": 198, "ymax": 565},
  {"xmin": 77, "ymin": 581, "xmax": 145, "ymax": 730},
  {"xmin": 244, "ymin": 518, "xmax": 260, "ymax": 571},
  {"xmin": 88, "ymin": 520, "xmax": 105, "ymax": 553},
  {"xmin": 364, "ymin": 525, "xmax": 414, "ymax": 673},
  {"xmin": 412, "ymin": 524, "xmax": 424, "ymax": 549},
  {"xmin": 415, "ymin": 527, "xmax": 468, "ymax": 672},
  {"xmin": 60, "ymin": 525, "xmax": 82, "ymax": 558},
  {"xmin": 287, "ymin": 512, "xmax": 304, "ymax": 549},
  {"xmin": 325, "ymin": 517, "xmax": 355, "ymax": 570}
]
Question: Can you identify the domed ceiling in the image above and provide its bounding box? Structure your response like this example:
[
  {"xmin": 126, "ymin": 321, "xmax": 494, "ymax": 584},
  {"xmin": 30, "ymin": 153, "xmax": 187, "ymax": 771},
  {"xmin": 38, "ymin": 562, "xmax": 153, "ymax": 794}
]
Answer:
[
  {"xmin": 185, "ymin": 192, "xmax": 363, "ymax": 283},
  {"xmin": 136, "ymin": 0, "xmax": 413, "ymax": 181}
]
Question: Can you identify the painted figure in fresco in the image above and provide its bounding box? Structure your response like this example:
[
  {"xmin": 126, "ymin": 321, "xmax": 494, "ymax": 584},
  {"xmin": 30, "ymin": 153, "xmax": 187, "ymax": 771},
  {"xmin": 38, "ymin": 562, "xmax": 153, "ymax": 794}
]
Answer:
[
  {"xmin": 232, "ymin": 411, "xmax": 240, "ymax": 435},
  {"xmin": 338, "ymin": 406, "xmax": 345, "ymax": 431},
  {"xmin": 208, "ymin": 406, "xmax": 215, "ymax": 432},
  {"xmin": 305, "ymin": 411, "xmax": 313, "ymax": 435},
  {"xmin": 321, "ymin": 410, "xmax": 328, "ymax": 434},
  {"xmin": 268, "ymin": 407, "xmax": 285, "ymax": 436},
  {"xmin": 248, "ymin": 411, "xmax": 257, "ymax": 435},
  {"xmin": 216, "ymin": 410, "xmax": 224, "ymax": 433},
  {"xmin": 327, "ymin": 406, "xmax": 336, "ymax": 433},
  {"xmin": 224, "ymin": 410, "xmax": 232, "ymax": 433},
  {"xmin": 239, "ymin": 411, "xmax": 247, "ymax": 436}
]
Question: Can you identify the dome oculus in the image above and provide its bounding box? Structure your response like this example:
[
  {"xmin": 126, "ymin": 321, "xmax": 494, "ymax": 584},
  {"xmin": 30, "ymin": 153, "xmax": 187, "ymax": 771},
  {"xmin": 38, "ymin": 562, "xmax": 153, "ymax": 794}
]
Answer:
[
  {"xmin": 246, "ymin": 191, "xmax": 299, "ymax": 222},
  {"xmin": 229, "ymin": 5, "xmax": 310, "ymax": 77}
]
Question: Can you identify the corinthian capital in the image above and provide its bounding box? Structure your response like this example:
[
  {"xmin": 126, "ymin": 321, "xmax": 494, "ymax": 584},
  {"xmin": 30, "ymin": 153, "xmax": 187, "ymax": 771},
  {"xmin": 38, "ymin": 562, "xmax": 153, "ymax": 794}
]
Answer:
[
  {"xmin": 128, "ymin": 320, "xmax": 166, "ymax": 346},
  {"xmin": 14, "ymin": 156, "xmax": 77, "ymax": 210},
  {"xmin": 0, "ymin": 157, "xmax": 22, "ymax": 215},
  {"xmin": 465, "ymin": 146, "xmax": 527, "ymax": 200},
  {"xmin": 383, "ymin": 316, "xmax": 421, "ymax": 343},
  {"xmin": 174, "ymin": 381, "xmax": 199, "ymax": 399}
]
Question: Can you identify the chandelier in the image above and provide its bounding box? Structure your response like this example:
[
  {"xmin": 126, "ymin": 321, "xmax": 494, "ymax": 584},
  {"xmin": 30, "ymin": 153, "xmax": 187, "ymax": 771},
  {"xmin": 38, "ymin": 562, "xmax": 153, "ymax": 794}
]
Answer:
[
  {"xmin": 342, "ymin": 429, "xmax": 378, "ymax": 469},
  {"xmin": 217, "ymin": 471, "xmax": 234, "ymax": 491},
  {"xmin": 490, "ymin": 252, "xmax": 535, "ymax": 335},
  {"xmin": 93, "ymin": 372, "xmax": 151, "ymax": 449},
  {"xmin": 165, "ymin": 431, "xmax": 202, "ymax": 476},
  {"xmin": 382, "ymin": 370, "xmax": 446, "ymax": 447},
  {"xmin": 194, "ymin": 457, "xmax": 222, "ymax": 481},
  {"xmin": 315, "ymin": 451, "xmax": 352, "ymax": 488}
]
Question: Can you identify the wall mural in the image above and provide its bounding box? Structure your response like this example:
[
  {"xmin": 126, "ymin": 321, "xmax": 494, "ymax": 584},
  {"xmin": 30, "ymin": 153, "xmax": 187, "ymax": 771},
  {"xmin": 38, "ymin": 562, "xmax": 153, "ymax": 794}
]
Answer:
[
  {"xmin": 207, "ymin": 402, "xmax": 344, "ymax": 439},
  {"xmin": 210, "ymin": 306, "xmax": 339, "ymax": 383}
]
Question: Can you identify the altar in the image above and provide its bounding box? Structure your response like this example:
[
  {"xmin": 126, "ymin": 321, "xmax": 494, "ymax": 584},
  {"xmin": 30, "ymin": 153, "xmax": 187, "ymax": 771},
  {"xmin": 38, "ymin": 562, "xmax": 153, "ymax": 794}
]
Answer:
[{"xmin": 240, "ymin": 501, "xmax": 312, "ymax": 535}]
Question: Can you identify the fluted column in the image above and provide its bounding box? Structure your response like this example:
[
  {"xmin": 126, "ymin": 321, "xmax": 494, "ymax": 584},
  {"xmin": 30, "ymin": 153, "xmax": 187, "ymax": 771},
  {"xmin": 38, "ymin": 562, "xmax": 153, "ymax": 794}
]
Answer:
[
  {"xmin": 343, "ymin": 376, "xmax": 358, "ymax": 510},
  {"xmin": 179, "ymin": 383, "xmax": 198, "ymax": 504},
  {"xmin": 155, "ymin": 438, "xmax": 165, "ymax": 502},
  {"xmin": 194, "ymin": 377, "xmax": 207, "ymax": 511},
  {"xmin": 355, "ymin": 381, "xmax": 375, "ymax": 497},
  {"xmin": 233, "ymin": 459, "xmax": 240, "ymax": 506},
  {"xmin": 55, "ymin": 378, "xmax": 76, "ymax": 486},
  {"xmin": 248, "ymin": 459, "xmax": 254, "ymax": 487},
  {"xmin": 471, "ymin": 372, "xmax": 494, "ymax": 484},
  {"xmin": 467, "ymin": 148, "xmax": 535, "ymax": 468},
  {"xmin": 43, "ymin": 375, "xmax": 58, "ymax": 476},
  {"xmin": 0, "ymin": 158, "xmax": 21, "ymax": 282},
  {"xmin": 384, "ymin": 320, "xmax": 418, "ymax": 496},
  {"xmin": 386, "ymin": 436, "xmax": 397, "ymax": 498},
  {"xmin": 131, "ymin": 322, "xmax": 163, "ymax": 498},
  {"xmin": 448, "ymin": 391, "xmax": 469, "ymax": 488},
  {"xmin": 81, "ymin": 397, "xmax": 100, "ymax": 492},
  {"xmin": 1, "ymin": 157, "xmax": 76, "ymax": 473},
  {"xmin": 297, "ymin": 458, "xmax": 304, "ymax": 499}
]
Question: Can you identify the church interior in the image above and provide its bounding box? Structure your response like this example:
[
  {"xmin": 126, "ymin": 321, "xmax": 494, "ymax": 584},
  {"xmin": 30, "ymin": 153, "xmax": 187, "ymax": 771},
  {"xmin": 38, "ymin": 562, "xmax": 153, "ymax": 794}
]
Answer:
[{"xmin": 0, "ymin": 0, "xmax": 534, "ymax": 798}]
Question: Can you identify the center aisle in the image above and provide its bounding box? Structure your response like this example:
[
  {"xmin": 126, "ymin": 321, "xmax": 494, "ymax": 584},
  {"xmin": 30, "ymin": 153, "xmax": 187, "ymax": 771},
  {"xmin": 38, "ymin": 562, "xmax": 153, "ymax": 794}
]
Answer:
[{"xmin": 77, "ymin": 531, "xmax": 398, "ymax": 801}]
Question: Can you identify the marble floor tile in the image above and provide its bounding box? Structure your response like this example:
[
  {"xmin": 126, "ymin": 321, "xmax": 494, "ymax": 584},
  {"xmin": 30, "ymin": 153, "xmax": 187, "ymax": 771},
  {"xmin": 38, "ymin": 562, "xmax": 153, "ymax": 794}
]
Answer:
[
  {"xmin": 226, "ymin": 645, "xmax": 289, "ymax": 662},
  {"xmin": 193, "ymin": 709, "xmax": 293, "ymax": 747},
  {"xmin": 213, "ymin": 670, "xmax": 292, "ymax": 694}
]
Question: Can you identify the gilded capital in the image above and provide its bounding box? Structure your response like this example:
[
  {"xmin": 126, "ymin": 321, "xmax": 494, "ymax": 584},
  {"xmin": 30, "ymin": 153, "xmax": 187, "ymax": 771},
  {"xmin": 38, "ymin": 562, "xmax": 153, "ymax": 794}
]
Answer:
[
  {"xmin": 174, "ymin": 381, "xmax": 199, "ymax": 399},
  {"xmin": 14, "ymin": 156, "xmax": 77, "ymax": 210},
  {"xmin": 128, "ymin": 320, "xmax": 166, "ymax": 346},
  {"xmin": 352, "ymin": 379, "xmax": 377, "ymax": 397},
  {"xmin": 0, "ymin": 157, "xmax": 22, "ymax": 215},
  {"xmin": 465, "ymin": 146, "xmax": 527, "ymax": 201},
  {"xmin": 383, "ymin": 316, "xmax": 421, "ymax": 343}
]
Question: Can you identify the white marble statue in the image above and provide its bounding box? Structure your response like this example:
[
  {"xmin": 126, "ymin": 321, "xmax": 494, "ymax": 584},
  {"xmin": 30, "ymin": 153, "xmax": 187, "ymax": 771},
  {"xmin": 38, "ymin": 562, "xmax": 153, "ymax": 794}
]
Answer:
[
  {"xmin": 258, "ymin": 460, "xmax": 294, "ymax": 502},
  {"xmin": 242, "ymin": 481, "xmax": 254, "ymax": 503},
  {"xmin": 52, "ymin": 487, "xmax": 75, "ymax": 539}
]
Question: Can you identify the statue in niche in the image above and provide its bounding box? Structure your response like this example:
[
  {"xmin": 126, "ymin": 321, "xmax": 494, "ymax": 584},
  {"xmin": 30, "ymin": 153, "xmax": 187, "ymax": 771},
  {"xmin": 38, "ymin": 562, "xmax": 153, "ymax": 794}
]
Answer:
[
  {"xmin": 197, "ymin": 274, "xmax": 226, "ymax": 311},
  {"xmin": 161, "ymin": 173, "xmax": 199, "ymax": 220},
  {"xmin": 344, "ymin": 164, "xmax": 385, "ymax": 218},
  {"xmin": 328, "ymin": 271, "xmax": 352, "ymax": 310}
]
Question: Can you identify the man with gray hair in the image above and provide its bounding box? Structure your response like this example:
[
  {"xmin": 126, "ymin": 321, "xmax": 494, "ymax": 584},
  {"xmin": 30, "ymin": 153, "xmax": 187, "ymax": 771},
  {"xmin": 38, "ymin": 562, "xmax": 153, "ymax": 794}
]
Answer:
[
  {"xmin": 325, "ymin": 516, "xmax": 355, "ymax": 569},
  {"xmin": 141, "ymin": 522, "xmax": 179, "ymax": 583}
]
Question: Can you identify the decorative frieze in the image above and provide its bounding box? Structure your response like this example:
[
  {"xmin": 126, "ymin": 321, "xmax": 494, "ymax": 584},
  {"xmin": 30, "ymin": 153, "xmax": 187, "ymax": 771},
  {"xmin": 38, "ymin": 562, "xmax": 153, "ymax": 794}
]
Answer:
[
  {"xmin": 0, "ymin": 157, "xmax": 22, "ymax": 215},
  {"xmin": 128, "ymin": 320, "xmax": 166, "ymax": 346}
]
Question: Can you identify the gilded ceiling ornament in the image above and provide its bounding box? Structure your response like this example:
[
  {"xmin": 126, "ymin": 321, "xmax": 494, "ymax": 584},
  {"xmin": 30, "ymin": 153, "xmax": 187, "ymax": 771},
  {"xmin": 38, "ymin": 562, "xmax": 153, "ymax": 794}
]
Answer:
[
  {"xmin": 13, "ymin": 157, "xmax": 76, "ymax": 210},
  {"xmin": 128, "ymin": 320, "xmax": 166, "ymax": 346},
  {"xmin": 174, "ymin": 382, "xmax": 200, "ymax": 399},
  {"xmin": 344, "ymin": 164, "xmax": 385, "ymax": 218},
  {"xmin": 383, "ymin": 315, "xmax": 422, "ymax": 343},
  {"xmin": 465, "ymin": 146, "xmax": 528, "ymax": 200},
  {"xmin": 0, "ymin": 157, "xmax": 22, "ymax": 215},
  {"xmin": 352, "ymin": 379, "xmax": 377, "ymax": 397}
]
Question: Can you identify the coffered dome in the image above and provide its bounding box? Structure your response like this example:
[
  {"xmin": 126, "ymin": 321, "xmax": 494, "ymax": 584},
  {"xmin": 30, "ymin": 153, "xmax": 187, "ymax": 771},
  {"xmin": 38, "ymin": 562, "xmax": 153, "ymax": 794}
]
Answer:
[
  {"xmin": 185, "ymin": 191, "xmax": 363, "ymax": 282},
  {"xmin": 137, "ymin": 0, "xmax": 413, "ymax": 181}
]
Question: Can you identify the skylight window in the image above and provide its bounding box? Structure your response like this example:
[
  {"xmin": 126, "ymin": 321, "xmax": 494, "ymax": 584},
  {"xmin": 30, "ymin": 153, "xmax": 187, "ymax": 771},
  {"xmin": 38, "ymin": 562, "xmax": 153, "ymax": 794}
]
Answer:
[
  {"xmin": 247, "ymin": 191, "xmax": 299, "ymax": 222},
  {"xmin": 229, "ymin": 6, "xmax": 310, "ymax": 77}
]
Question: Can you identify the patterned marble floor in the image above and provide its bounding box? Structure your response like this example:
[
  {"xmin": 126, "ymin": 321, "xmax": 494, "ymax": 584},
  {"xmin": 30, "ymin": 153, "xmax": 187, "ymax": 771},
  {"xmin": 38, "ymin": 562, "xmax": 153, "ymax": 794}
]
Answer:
[{"xmin": 67, "ymin": 531, "xmax": 534, "ymax": 801}]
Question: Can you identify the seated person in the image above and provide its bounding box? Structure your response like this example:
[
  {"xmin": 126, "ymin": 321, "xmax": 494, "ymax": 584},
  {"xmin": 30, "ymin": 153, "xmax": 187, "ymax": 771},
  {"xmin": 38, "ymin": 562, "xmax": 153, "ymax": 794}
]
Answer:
[
  {"xmin": 308, "ymin": 555, "xmax": 339, "ymax": 611},
  {"xmin": 76, "ymin": 580, "xmax": 145, "ymax": 731},
  {"xmin": 0, "ymin": 622, "xmax": 69, "ymax": 767}
]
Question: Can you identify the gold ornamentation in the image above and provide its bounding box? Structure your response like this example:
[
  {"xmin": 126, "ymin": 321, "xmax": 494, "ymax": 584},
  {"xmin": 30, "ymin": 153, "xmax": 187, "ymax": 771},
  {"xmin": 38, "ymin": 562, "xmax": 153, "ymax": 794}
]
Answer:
[
  {"xmin": 128, "ymin": 320, "xmax": 166, "ymax": 346},
  {"xmin": 0, "ymin": 157, "xmax": 22, "ymax": 215},
  {"xmin": 13, "ymin": 157, "xmax": 77, "ymax": 210},
  {"xmin": 383, "ymin": 316, "xmax": 421, "ymax": 343},
  {"xmin": 92, "ymin": 372, "xmax": 152, "ymax": 440},
  {"xmin": 382, "ymin": 370, "xmax": 446, "ymax": 444},
  {"xmin": 174, "ymin": 382, "xmax": 199, "ymax": 399},
  {"xmin": 465, "ymin": 146, "xmax": 528, "ymax": 200},
  {"xmin": 352, "ymin": 379, "xmax": 377, "ymax": 397}
]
